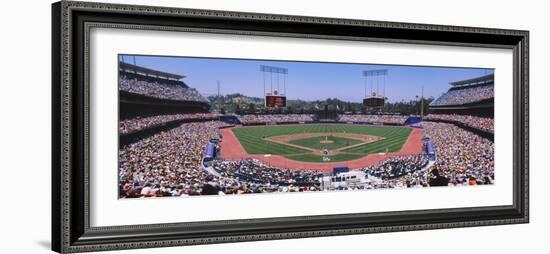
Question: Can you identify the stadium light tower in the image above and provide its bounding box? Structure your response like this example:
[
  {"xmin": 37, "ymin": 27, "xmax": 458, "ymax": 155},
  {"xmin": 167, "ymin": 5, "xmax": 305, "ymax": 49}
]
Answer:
[
  {"xmin": 420, "ymin": 85, "xmax": 424, "ymax": 117},
  {"xmin": 362, "ymin": 69, "xmax": 388, "ymax": 108},
  {"xmin": 260, "ymin": 65, "xmax": 288, "ymax": 108},
  {"xmin": 416, "ymin": 85, "xmax": 425, "ymax": 117},
  {"xmin": 217, "ymin": 80, "xmax": 222, "ymax": 113}
]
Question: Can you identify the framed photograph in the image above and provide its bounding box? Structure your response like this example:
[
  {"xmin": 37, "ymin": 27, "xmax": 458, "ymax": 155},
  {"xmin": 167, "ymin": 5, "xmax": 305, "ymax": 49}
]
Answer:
[{"xmin": 52, "ymin": 1, "xmax": 529, "ymax": 253}]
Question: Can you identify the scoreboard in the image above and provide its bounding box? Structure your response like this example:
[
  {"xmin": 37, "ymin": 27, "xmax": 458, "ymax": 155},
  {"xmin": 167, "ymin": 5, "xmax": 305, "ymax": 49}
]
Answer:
[
  {"xmin": 265, "ymin": 95, "xmax": 287, "ymax": 107},
  {"xmin": 363, "ymin": 97, "xmax": 385, "ymax": 107}
]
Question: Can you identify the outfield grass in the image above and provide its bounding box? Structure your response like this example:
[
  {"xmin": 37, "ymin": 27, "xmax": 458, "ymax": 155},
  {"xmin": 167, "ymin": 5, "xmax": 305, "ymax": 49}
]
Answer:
[
  {"xmin": 231, "ymin": 124, "xmax": 411, "ymax": 163},
  {"xmin": 288, "ymin": 135, "xmax": 362, "ymax": 150}
]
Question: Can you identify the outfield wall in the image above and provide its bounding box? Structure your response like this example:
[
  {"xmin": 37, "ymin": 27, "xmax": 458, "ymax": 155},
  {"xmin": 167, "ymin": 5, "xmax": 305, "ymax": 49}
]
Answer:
[{"xmin": 240, "ymin": 120, "xmax": 408, "ymax": 126}]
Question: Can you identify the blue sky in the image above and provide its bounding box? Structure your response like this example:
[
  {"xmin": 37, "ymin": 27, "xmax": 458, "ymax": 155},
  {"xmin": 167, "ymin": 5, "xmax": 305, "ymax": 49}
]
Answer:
[{"xmin": 120, "ymin": 55, "xmax": 493, "ymax": 103}]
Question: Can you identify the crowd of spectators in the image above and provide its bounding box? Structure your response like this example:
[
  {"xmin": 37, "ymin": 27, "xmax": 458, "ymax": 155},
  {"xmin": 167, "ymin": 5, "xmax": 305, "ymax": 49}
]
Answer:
[
  {"xmin": 210, "ymin": 159, "xmax": 323, "ymax": 192},
  {"xmin": 360, "ymin": 155, "xmax": 429, "ymax": 189},
  {"xmin": 430, "ymin": 84, "xmax": 494, "ymax": 106},
  {"xmin": 118, "ymin": 121, "xmax": 229, "ymax": 198},
  {"xmin": 120, "ymin": 152, "xmax": 434, "ymax": 197},
  {"xmin": 119, "ymin": 113, "xmax": 221, "ymax": 134},
  {"xmin": 422, "ymin": 122, "xmax": 494, "ymax": 186},
  {"xmin": 119, "ymin": 120, "xmax": 494, "ymax": 198},
  {"xmin": 211, "ymin": 155, "xmax": 430, "ymax": 193},
  {"xmin": 238, "ymin": 114, "xmax": 314, "ymax": 124},
  {"xmin": 425, "ymin": 114, "xmax": 494, "ymax": 132},
  {"xmin": 119, "ymin": 75, "xmax": 209, "ymax": 103},
  {"xmin": 121, "ymin": 71, "xmax": 185, "ymax": 87},
  {"xmin": 339, "ymin": 114, "xmax": 409, "ymax": 124},
  {"xmin": 120, "ymin": 155, "xmax": 324, "ymax": 197}
]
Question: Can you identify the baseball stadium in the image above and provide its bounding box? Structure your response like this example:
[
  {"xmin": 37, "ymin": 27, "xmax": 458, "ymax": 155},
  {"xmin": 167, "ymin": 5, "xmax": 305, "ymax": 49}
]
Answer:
[{"xmin": 118, "ymin": 55, "xmax": 495, "ymax": 198}]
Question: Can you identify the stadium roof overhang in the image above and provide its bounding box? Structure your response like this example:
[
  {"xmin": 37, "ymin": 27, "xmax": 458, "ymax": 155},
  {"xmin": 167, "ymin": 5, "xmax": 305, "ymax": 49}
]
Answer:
[
  {"xmin": 449, "ymin": 74, "xmax": 494, "ymax": 87},
  {"xmin": 119, "ymin": 62, "xmax": 185, "ymax": 80}
]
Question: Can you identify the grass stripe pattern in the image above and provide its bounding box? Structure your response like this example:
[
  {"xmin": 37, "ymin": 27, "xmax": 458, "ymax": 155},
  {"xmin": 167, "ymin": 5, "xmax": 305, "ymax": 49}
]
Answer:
[{"xmin": 231, "ymin": 124, "xmax": 411, "ymax": 163}]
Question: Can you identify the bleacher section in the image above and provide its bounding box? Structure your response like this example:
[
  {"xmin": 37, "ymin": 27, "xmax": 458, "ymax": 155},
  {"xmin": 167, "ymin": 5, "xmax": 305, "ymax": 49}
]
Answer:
[
  {"xmin": 118, "ymin": 62, "xmax": 211, "ymax": 120},
  {"xmin": 118, "ymin": 62, "xmax": 215, "ymax": 145},
  {"xmin": 425, "ymin": 114, "xmax": 493, "ymax": 133},
  {"xmin": 429, "ymin": 74, "xmax": 494, "ymax": 117},
  {"xmin": 237, "ymin": 114, "xmax": 315, "ymax": 125},
  {"xmin": 339, "ymin": 114, "xmax": 410, "ymax": 125},
  {"xmin": 119, "ymin": 75, "xmax": 208, "ymax": 103},
  {"xmin": 430, "ymin": 84, "xmax": 493, "ymax": 106},
  {"xmin": 119, "ymin": 113, "xmax": 220, "ymax": 134}
]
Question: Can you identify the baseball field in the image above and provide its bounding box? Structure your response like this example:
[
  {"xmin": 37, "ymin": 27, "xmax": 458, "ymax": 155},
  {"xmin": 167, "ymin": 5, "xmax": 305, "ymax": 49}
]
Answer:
[{"xmin": 230, "ymin": 124, "xmax": 412, "ymax": 163}]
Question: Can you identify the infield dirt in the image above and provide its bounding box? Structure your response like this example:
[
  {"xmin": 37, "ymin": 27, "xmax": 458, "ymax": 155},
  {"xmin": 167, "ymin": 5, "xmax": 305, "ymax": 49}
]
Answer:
[{"xmin": 265, "ymin": 132, "xmax": 384, "ymax": 155}]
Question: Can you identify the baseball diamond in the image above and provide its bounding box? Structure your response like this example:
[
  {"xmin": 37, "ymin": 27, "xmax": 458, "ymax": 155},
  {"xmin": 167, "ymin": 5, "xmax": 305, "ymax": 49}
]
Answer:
[{"xmin": 231, "ymin": 124, "xmax": 411, "ymax": 162}]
